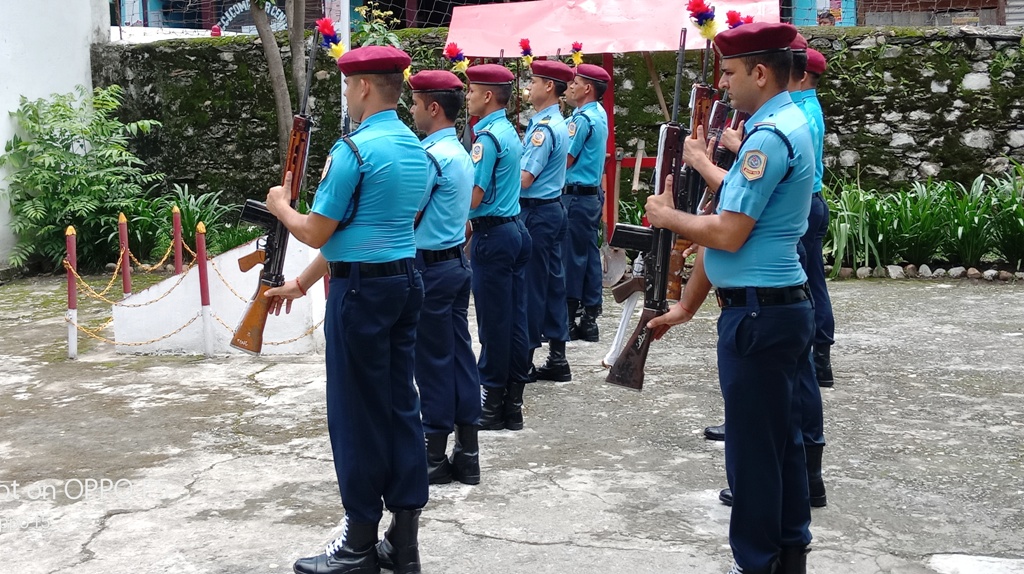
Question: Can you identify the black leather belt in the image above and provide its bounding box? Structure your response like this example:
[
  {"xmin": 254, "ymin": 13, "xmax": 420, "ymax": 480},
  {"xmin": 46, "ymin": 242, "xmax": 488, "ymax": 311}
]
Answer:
[
  {"xmin": 328, "ymin": 260, "xmax": 409, "ymax": 279},
  {"xmin": 418, "ymin": 246, "xmax": 462, "ymax": 265},
  {"xmin": 563, "ymin": 184, "xmax": 599, "ymax": 196},
  {"xmin": 469, "ymin": 216, "xmax": 516, "ymax": 231},
  {"xmin": 716, "ymin": 284, "xmax": 810, "ymax": 308},
  {"xmin": 519, "ymin": 196, "xmax": 561, "ymax": 208}
]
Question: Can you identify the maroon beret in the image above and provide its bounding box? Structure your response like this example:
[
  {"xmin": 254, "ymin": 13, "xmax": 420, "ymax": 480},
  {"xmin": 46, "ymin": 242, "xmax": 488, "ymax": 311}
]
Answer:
[
  {"xmin": 714, "ymin": 22, "xmax": 799, "ymax": 60},
  {"xmin": 576, "ymin": 63, "xmax": 611, "ymax": 83},
  {"xmin": 531, "ymin": 59, "xmax": 575, "ymax": 84},
  {"xmin": 409, "ymin": 70, "xmax": 464, "ymax": 92},
  {"xmin": 806, "ymin": 48, "xmax": 827, "ymax": 75},
  {"xmin": 337, "ymin": 45, "xmax": 411, "ymax": 76},
  {"xmin": 466, "ymin": 63, "xmax": 515, "ymax": 85},
  {"xmin": 790, "ymin": 33, "xmax": 808, "ymax": 53}
]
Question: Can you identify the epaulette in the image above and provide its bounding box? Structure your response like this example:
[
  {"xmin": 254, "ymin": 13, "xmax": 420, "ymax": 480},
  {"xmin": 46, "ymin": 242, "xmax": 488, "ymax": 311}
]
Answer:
[{"xmin": 753, "ymin": 121, "xmax": 776, "ymax": 128}]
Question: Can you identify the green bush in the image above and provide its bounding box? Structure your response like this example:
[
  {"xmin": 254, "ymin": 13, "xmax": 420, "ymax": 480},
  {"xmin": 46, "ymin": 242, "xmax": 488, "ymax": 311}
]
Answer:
[
  {"xmin": 895, "ymin": 182, "xmax": 947, "ymax": 265},
  {"xmin": 0, "ymin": 85, "xmax": 162, "ymax": 271},
  {"xmin": 988, "ymin": 165, "xmax": 1024, "ymax": 270}
]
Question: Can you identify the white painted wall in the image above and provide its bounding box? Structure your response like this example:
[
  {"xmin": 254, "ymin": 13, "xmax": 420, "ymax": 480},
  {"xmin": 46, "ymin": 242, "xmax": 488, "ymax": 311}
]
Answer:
[{"xmin": 0, "ymin": 0, "xmax": 108, "ymax": 268}]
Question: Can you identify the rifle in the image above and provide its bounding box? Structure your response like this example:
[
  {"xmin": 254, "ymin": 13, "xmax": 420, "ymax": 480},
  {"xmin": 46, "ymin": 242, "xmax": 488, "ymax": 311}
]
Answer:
[
  {"xmin": 605, "ymin": 29, "xmax": 695, "ymax": 391},
  {"xmin": 698, "ymin": 96, "xmax": 751, "ymax": 213},
  {"xmin": 231, "ymin": 31, "xmax": 320, "ymax": 355}
]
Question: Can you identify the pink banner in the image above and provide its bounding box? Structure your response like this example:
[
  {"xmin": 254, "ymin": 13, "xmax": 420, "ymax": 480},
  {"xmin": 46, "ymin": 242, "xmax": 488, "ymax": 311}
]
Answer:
[{"xmin": 447, "ymin": 0, "xmax": 781, "ymax": 57}]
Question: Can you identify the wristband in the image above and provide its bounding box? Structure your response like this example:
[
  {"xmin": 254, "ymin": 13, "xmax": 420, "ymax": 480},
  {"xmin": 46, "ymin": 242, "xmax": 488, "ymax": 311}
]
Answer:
[
  {"xmin": 294, "ymin": 276, "xmax": 307, "ymax": 296},
  {"xmin": 678, "ymin": 302, "xmax": 695, "ymax": 316}
]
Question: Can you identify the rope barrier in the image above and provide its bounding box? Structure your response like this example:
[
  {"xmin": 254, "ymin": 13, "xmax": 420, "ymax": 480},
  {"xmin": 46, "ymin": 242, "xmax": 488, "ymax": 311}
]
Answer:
[
  {"xmin": 65, "ymin": 312, "xmax": 201, "ymax": 346},
  {"xmin": 211, "ymin": 311, "xmax": 324, "ymax": 346},
  {"xmin": 128, "ymin": 242, "xmax": 177, "ymax": 273},
  {"xmin": 209, "ymin": 259, "xmax": 250, "ymax": 303},
  {"xmin": 64, "ymin": 258, "xmax": 198, "ymax": 307}
]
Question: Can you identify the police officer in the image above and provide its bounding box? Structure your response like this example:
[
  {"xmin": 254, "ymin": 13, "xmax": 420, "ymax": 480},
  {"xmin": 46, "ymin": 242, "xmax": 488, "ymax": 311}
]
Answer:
[
  {"xmin": 407, "ymin": 70, "xmax": 481, "ymax": 487},
  {"xmin": 263, "ymin": 45, "xmax": 429, "ymax": 574},
  {"xmin": 521, "ymin": 59, "xmax": 574, "ymax": 382},
  {"xmin": 562, "ymin": 63, "xmax": 610, "ymax": 342},
  {"xmin": 465, "ymin": 64, "xmax": 534, "ymax": 431},
  {"xmin": 646, "ymin": 23, "xmax": 816, "ymax": 574},
  {"xmin": 717, "ymin": 32, "xmax": 829, "ymax": 512},
  {"xmin": 799, "ymin": 48, "xmax": 835, "ymax": 388}
]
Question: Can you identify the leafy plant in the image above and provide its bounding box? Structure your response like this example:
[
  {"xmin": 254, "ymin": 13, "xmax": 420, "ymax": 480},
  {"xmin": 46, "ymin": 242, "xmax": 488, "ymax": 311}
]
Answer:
[
  {"xmin": 894, "ymin": 182, "xmax": 948, "ymax": 265},
  {"xmin": 865, "ymin": 192, "xmax": 903, "ymax": 268},
  {"xmin": 352, "ymin": 2, "xmax": 402, "ymax": 48},
  {"xmin": 0, "ymin": 85, "xmax": 162, "ymax": 271},
  {"xmin": 940, "ymin": 175, "xmax": 993, "ymax": 266},
  {"xmin": 988, "ymin": 163, "xmax": 1024, "ymax": 270},
  {"xmin": 824, "ymin": 178, "xmax": 878, "ymax": 272},
  {"xmin": 618, "ymin": 191, "xmax": 646, "ymax": 226}
]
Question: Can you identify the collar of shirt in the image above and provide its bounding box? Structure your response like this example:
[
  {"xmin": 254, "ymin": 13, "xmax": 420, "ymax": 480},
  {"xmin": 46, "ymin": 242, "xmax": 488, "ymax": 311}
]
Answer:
[
  {"xmin": 529, "ymin": 103, "xmax": 561, "ymax": 128},
  {"xmin": 475, "ymin": 109, "xmax": 507, "ymax": 131},
  {"xmin": 804, "ymin": 89, "xmax": 818, "ymax": 100},
  {"xmin": 422, "ymin": 126, "xmax": 457, "ymax": 148},
  {"xmin": 353, "ymin": 109, "xmax": 399, "ymax": 133},
  {"xmin": 790, "ymin": 89, "xmax": 805, "ymax": 102},
  {"xmin": 747, "ymin": 91, "xmax": 795, "ymax": 126}
]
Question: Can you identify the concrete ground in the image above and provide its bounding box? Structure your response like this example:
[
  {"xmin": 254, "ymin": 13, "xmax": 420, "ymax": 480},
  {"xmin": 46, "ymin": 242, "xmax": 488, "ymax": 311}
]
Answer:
[{"xmin": 1, "ymin": 276, "xmax": 1023, "ymax": 574}]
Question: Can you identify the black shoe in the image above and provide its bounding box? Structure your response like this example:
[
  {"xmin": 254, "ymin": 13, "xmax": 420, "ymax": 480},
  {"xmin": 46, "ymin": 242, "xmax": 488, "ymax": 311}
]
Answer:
[
  {"xmin": 813, "ymin": 346, "xmax": 834, "ymax": 388},
  {"xmin": 503, "ymin": 382, "xmax": 526, "ymax": 430},
  {"xmin": 535, "ymin": 340, "xmax": 572, "ymax": 382},
  {"xmin": 806, "ymin": 444, "xmax": 827, "ymax": 508},
  {"xmin": 576, "ymin": 305, "xmax": 600, "ymax": 342},
  {"xmin": 527, "ymin": 364, "xmax": 538, "ymax": 383},
  {"xmin": 294, "ymin": 518, "xmax": 379, "ymax": 574},
  {"xmin": 719, "ymin": 488, "xmax": 733, "ymax": 507},
  {"xmin": 451, "ymin": 425, "xmax": 480, "ymax": 485},
  {"xmin": 704, "ymin": 423, "xmax": 725, "ymax": 441},
  {"xmin": 778, "ymin": 546, "xmax": 809, "ymax": 574},
  {"xmin": 376, "ymin": 510, "xmax": 421, "ymax": 574},
  {"xmin": 425, "ymin": 432, "xmax": 453, "ymax": 485},
  {"xmin": 567, "ymin": 299, "xmax": 581, "ymax": 341},
  {"xmin": 479, "ymin": 385, "xmax": 506, "ymax": 431}
]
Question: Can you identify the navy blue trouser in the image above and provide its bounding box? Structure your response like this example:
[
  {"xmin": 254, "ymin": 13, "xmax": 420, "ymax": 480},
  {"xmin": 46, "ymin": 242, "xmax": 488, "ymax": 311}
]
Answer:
[
  {"xmin": 324, "ymin": 260, "xmax": 428, "ymax": 524},
  {"xmin": 796, "ymin": 236, "xmax": 827, "ymax": 449},
  {"xmin": 719, "ymin": 294, "xmax": 813, "ymax": 571},
  {"xmin": 800, "ymin": 193, "xmax": 835, "ymax": 347},
  {"xmin": 414, "ymin": 251, "xmax": 481, "ymax": 433},
  {"xmin": 521, "ymin": 201, "xmax": 570, "ymax": 348},
  {"xmin": 471, "ymin": 219, "xmax": 532, "ymax": 391},
  {"xmin": 561, "ymin": 191, "xmax": 604, "ymax": 308}
]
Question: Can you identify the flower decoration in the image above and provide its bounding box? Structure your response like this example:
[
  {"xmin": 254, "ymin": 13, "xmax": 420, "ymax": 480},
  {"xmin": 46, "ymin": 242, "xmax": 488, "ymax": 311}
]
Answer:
[
  {"xmin": 686, "ymin": 0, "xmax": 717, "ymax": 41},
  {"xmin": 520, "ymin": 38, "xmax": 534, "ymax": 66},
  {"xmin": 403, "ymin": 66, "xmax": 412, "ymax": 83},
  {"xmin": 317, "ymin": 18, "xmax": 345, "ymax": 60},
  {"xmin": 725, "ymin": 10, "xmax": 753, "ymax": 29},
  {"xmin": 444, "ymin": 42, "xmax": 469, "ymax": 73},
  {"xmin": 571, "ymin": 41, "xmax": 583, "ymax": 66}
]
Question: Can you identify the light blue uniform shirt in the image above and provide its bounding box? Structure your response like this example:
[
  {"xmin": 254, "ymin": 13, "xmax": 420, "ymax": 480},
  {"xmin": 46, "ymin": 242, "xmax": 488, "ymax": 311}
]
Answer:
[
  {"xmin": 798, "ymin": 89, "xmax": 826, "ymax": 193},
  {"xmin": 416, "ymin": 127, "xmax": 474, "ymax": 251},
  {"xmin": 312, "ymin": 110, "xmax": 428, "ymax": 263},
  {"xmin": 469, "ymin": 109, "xmax": 522, "ymax": 219},
  {"xmin": 520, "ymin": 103, "xmax": 569, "ymax": 200},
  {"xmin": 565, "ymin": 101, "xmax": 608, "ymax": 187},
  {"xmin": 704, "ymin": 91, "xmax": 814, "ymax": 288}
]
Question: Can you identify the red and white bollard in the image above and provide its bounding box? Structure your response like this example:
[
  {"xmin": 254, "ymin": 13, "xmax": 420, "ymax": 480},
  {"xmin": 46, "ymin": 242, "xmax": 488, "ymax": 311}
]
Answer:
[
  {"xmin": 118, "ymin": 212, "xmax": 132, "ymax": 296},
  {"xmin": 66, "ymin": 226, "xmax": 78, "ymax": 360},
  {"xmin": 196, "ymin": 222, "xmax": 214, "ymax": 357},
  {"xmin": 172, "ymin": 205, "xmax": 183, "ymax": 275}
]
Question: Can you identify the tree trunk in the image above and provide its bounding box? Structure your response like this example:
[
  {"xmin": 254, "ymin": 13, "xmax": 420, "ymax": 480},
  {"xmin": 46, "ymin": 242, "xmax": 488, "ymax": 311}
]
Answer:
[
  {"xmin": 252, "ymin": 4, "xmax": 293, "ymax": 164},
  {"xmin": 288, "ymin": 0, "xmax": 307, "ymax": 105}
]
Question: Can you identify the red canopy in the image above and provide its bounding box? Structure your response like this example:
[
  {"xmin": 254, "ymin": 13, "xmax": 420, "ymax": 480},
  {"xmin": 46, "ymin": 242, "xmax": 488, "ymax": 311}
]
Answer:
[{"xmin": 446, "ymin": 0, "xmax": 781, "ymax": 57}]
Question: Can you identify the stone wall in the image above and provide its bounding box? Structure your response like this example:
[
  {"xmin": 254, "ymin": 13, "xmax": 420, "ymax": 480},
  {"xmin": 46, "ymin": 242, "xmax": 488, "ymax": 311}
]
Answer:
[{"xmin": 90, "ymin": 26, "xmax": 1024, "ymax": 204}]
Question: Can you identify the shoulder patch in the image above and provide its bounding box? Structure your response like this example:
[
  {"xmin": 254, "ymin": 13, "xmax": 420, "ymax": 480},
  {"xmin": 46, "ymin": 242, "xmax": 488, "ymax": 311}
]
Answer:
[
  {"xmin": 531, "ymin": 130, "xmax": 546, "ymax": 147},
  {"xmin": 740, "ymin": 150, "xmax": 767, "ymax": 181},
  {"xmin": 471, "ymin": 142, "xmax": 484, "ymax": 163},
  {"xmin": 753, "ymin": 122, "xmax": 776, "ymax": 128},
  {"xmin": 567, "ymin": 121, "xmax": 577, "ymax": 138},
  {"xmin": 539, "ymin": 116, "xmax": 551, "ymax": 124},
  {"xmin": 319, "ymin": 155, "xmax": 333, "ymax": 182}
]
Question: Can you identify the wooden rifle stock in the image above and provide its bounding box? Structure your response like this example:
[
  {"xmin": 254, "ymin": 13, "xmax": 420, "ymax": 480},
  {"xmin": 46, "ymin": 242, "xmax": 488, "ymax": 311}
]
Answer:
[
  {"xmin": 606, "ymin": 307, "xmax": 663, "ymax": 391},
  {"xmin": 230, "ymin": 30, "xmax": 319, "ymax": 355}
]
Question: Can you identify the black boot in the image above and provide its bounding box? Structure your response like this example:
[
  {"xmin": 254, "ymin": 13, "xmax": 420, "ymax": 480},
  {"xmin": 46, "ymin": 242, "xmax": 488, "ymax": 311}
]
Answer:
[
  {"xmin": 719, "ymin": 488, "xmax": 733, "ymax": 507},
  {"xmin": 294, "ymin": 518, "xmax": 379, "ymax": 574},
  {"xmin": 806, "ymin": 444, "xmax": 827, "ymax": 508},
  {"xmin": 375, "ymin": 510, "xmax": 421, "ymax": 574},
  {"xmin": 503, "ymin": 381, "xmax": 526, "ymax": 430},
  {"xmin": 425, "ymin": 432, "xmax": 453, "ymax": 485},
  {"xmin": 813, "ymin": 345, "xmax": 834, "ymax": 387},
  {"xmin": 535, "ymin": 340, "xmax": 572, "ymax": 382},
  {"xmin": 567, "ymin": 298, "xmax": 581, "ymax": 340},
  {"xmin": 704, "ymin": 423, "xmax": 726, "ymax": 441},
  {"xmin": 576, "ymin": 305, "xmax": 600, "ymax": 342},
  {"xmin": 778, "ymin": 546, "xmax": 809, "ymax": 574},
  {"xmin": 479, "ymin": 385, "xmax": 506, "ymax": 431},
  {"xmin": 451, "ymin": 424, "xmax": 480, "ymax": 485}
]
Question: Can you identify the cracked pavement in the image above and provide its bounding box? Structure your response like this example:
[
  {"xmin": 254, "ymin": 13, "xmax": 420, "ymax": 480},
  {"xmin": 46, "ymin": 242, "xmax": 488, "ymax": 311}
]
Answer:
[{"xmin": 1, "ymin": 276, "xmax": 1023, "ymax": 573}]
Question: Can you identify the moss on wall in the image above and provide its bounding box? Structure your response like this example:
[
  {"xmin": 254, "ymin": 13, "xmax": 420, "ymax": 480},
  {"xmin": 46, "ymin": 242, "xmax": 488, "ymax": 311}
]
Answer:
[{"xmin": 92, "ymin": 25, "xmax": 1024, "ymax": 205}]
